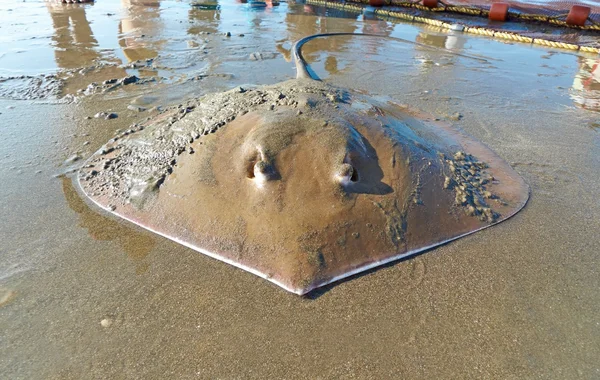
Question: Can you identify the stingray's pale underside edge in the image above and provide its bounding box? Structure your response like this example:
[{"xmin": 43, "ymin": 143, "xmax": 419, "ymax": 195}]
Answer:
[{"xmin": 75, "ymin": 190, "xmax": 527, "ymax": 295}]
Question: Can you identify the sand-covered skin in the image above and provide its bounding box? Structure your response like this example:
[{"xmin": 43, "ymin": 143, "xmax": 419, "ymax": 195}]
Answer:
[
  {"xmin": 78, "ymin": 78, "xmax": 527, "ymax": 294},
  {"xmin": 1, "ymin": 1, "xmax": 599, "ymax": 379}
]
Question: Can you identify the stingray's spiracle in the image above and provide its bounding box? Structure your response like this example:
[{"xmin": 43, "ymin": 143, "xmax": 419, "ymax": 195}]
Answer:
[{"xmin": 293, "ymin": 32, "xmax": 490, "ymax": 81}]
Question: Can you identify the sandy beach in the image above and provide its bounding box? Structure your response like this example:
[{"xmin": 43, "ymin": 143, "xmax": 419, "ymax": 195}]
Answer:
[{"xmin": 0, "ymin": 0, "xmax": 599, "ymax": 378}]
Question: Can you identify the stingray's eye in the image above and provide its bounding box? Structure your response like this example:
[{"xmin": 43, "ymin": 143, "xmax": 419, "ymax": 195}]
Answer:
[
  {"xmin": 245, "ymin": 145, "xmax": 279, "ymax": 187},
  {"xmin": 247, "ymin": 159, "xmax": 278, "ymax": 186},
  {"xmin": 335, "ymin": 163, "xmax": 359, "ymax": 185}
]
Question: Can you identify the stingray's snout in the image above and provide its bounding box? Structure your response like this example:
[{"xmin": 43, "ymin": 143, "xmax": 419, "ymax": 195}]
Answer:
[{"xmin": 335, "ymin": 163, "xmax": 359, "ymax": 185}]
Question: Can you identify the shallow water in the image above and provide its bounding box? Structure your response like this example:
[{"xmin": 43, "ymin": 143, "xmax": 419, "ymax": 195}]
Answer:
[{"xmin": 1, "ymin": 0, "xmax": 599, "ymax": 378}]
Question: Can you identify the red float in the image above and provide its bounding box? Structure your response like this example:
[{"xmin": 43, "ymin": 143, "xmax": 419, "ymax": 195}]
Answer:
[
  {"xmin": 566, "ymin": 5, "xmax": 591, "ymax": 26},
  {"xmin": 489, "ymin": 2, "xmax": 509, "ymax": 22},
  {"xmin": 369, "ymin": 0, "xmax": 386, "ymax": 6},
  {"xmin": 422, "ymin": 0, "xmax": 438, "ymax": 9}
]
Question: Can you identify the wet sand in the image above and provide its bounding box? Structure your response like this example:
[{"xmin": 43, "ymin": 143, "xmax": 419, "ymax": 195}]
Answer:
[{"xmin": 1, "ymin": 0, "xmax": 599, "ymax": 378}]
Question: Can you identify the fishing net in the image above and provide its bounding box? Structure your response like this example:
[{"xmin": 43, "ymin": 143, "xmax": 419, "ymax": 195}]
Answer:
[
  {"xmin": 445, "ymin": 0, "xmax": 600, "ymax": 23},
  {"xmin": 305, "ymin": 0, "xmax": 600, "ymax": 52},
  {"xmin": 355, "ymin": 0, "xmax": 600, "ymax": 25},
  {"xmin": 432, "ymin": 0, "xmax": 600, "ymax": 23}
]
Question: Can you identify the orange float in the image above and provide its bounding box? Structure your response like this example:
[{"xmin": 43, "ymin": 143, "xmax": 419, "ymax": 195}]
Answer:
[
  {"xmin": 489, "ymin": 2, "xmax": 509, "ymax": 22},
  {"xmin": 566, "ymin": 5, "xmax": 591, "ymax": 26},
  {"xmin": 422, "ymin": 0, "xmax": 438, "ymax": 9}
]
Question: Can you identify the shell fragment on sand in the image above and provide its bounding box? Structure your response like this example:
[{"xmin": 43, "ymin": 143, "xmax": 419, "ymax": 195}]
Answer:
[{"xmin": 78, "ymin": 79, "xmax": 528, "ymax": 295}]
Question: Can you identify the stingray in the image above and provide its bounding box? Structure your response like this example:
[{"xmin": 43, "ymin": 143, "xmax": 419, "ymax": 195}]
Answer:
[{"xmin": 78, "ymin": 33, "xmax": 528, "ymax": 295}]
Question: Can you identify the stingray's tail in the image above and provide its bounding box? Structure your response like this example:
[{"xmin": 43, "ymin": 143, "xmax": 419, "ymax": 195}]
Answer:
[
  {"xmin": 293, "ymin": 32, "xmax": 490, "ymax": 81},
  {"xmin": 293, "ymin": 34, "xmax": 322, "ymax": 80}
]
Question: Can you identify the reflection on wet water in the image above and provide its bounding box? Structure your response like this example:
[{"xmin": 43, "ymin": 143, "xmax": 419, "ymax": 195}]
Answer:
[
  {"xmin": 416, "ymin": 28, "xmax": 466, "ymax": 51},
  {"xmin": 46, "ymin": 1, "xmax": 99, "ymax": 69},
  {"xmin": 276, "ymin": 5, "xmax": 361, "ymax": 74},
  {"xmin": 61, "ymin": 176, "xmax": 156, "ymax": 274},
  {"xmin": 119, "ymin": 0, "xmax": 163, "ymax": 66},
  {"xmin": 0, "ymin": 0, "xmax": 500, "ymax": 102},
  {"xmin": 571, "ymin": 57, "xmax": 600, "ymax": 112},
  {"xmin": 0, "ymin": 0, "xmax": 592, "ymax": 112},
  {"xmin": 188, "ymin": 1, "xmax": 220, "ymax": 35}
]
